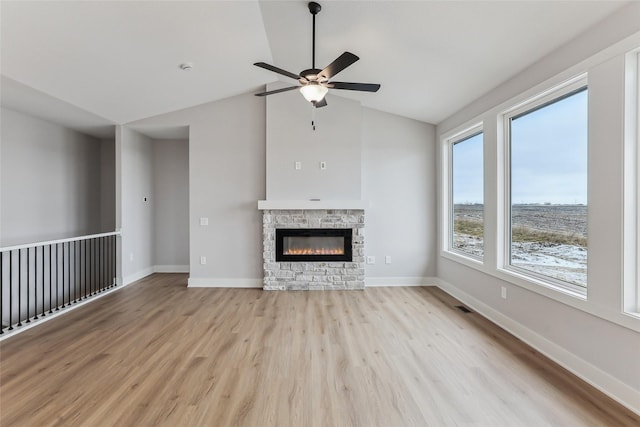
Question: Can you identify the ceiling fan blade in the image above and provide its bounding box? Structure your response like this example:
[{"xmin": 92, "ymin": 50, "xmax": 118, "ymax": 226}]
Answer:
[
  {"xmin": 255, "ymin": 86, "xmax": 300, "ymax": 96},
  {"xmin": 254, "ymin": 62, "xmax": 301, "ymax": 80},
  {"xmin": 319, "ymin": 52, "xmax": 359, "ymax": 80},
  {"xmin": 314, "ymin": 98, "xmax": 328, "ymax": 108},
  {"xmin": 328, "ymin": 82, "xmax": 381, "ymax": 92}
]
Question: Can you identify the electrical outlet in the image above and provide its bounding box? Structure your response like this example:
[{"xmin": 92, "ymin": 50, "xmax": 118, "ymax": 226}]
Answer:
[
  {"xmin": 200, "ymin": 256, "xmax": 207, "ymax": 265},
  {"xmin": 385, "ymin": 255, "xmax": 392, "ymax": 264},
  {"xmin": 200, "ymin": 217, "xmax": 209, "ymax": 226},
  {"xmin": 295, "ymin": 161, "xmax": 302, "ymax": 170},
  {"xmin": 501, "ymin": 286, "xmax": 507, "ymax": 299},
  {"xmin": 367, "ymin": 256, "xmax": 375, "ymax": 265},
  {"xmin": 320, "ymin": 161, "xmax": 326, "ymax": 170}
]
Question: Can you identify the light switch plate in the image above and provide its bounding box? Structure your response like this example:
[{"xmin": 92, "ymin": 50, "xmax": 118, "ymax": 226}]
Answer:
[{"xmin": 200, "ymin": 217, "xmax": 209, "ymax": 226}]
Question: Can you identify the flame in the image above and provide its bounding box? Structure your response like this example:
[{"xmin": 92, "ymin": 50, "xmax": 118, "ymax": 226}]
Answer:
[{"xmin": 284, "ymin": 248, "xmax": 345, "ymax": 255}]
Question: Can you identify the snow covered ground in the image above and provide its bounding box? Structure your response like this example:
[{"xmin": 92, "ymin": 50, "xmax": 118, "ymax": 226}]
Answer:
[{"xmin": 454, "ymin": 236, "xmax": 587, "ymax": 286}]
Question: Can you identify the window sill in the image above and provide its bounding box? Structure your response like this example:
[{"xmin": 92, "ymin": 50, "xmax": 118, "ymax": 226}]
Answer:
[
  {"xmin": 441, "ymin": 249, "xmax": 484, "ymax": 269},
  {"xmin": 497, "ymin": 266, "xmax": 587, "ymax": 300},
  {"xmin": 440, "ymin": 253, "xmax": 640, "ymax": 333}
]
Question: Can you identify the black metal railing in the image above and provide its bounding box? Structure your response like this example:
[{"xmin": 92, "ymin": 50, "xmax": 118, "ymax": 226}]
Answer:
[{"xmin": 0, "ymin": 232, "xmax": 120, "ymax": 335}]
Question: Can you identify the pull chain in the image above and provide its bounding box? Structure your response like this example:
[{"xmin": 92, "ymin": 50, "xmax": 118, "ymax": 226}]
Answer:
[{"xmin": 311, "ymin": 104, "xmax": 316, "ymax": 131}]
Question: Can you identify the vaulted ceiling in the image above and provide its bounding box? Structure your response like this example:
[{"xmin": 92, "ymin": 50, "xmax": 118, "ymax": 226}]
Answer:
[{"xmin": 0, "ymin": 0, "xmax": 631, "ymax": 136}]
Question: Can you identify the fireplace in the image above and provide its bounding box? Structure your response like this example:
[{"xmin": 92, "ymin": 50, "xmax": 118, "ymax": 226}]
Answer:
[
  {"xmin": 276, "ymin": 228, "xmax": 352, "ymax": 262},
  {"xmin": 261, "ymin": 208, "xmax": 365, "ymax": 290}
]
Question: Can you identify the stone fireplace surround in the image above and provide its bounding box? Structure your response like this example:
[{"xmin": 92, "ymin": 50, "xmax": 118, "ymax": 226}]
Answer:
[{"xmin": 259, "ymin": 202, "xmax": 366, "ymax": 290}]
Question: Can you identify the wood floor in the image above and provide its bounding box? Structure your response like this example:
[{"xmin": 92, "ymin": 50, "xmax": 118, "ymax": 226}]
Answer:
[{"xmin": 1, "ymin": 274, "xmax": 637, "ymax": 426}]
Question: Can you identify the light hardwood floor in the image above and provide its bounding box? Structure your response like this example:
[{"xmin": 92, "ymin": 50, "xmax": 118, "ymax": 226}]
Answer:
[{"xmin": 1, "ymin": 273, "xmax": 637, "ymax": 426}]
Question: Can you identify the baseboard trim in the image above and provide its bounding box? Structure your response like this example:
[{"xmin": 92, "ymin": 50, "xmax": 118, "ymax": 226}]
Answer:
[
  {"xmin": 123, "ymin": 267, "xmax": 154, "ymax": 286},
  {"xmin": 434, "ymin": 278, "xmax": 640, "ymax": 416},
  {"xmin": 365, "ymin": 276, "xmax": 438, "ymax": 287},
  {"xmin": 187, "ymin": 278, "xmax": 263, "ymax": 288},
  {"xmin": 154, "ymin": 265, "xmax": 189, "ymax": 273}
]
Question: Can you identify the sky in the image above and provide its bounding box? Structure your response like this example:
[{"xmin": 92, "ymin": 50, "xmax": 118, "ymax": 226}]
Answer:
[
  {"xmin": 453, "ymin": 88, "xmax": 588, "ymax": 205},
  {"xmin": 452, "ymin": 132, "xmax": 483, "ymax": 204}
]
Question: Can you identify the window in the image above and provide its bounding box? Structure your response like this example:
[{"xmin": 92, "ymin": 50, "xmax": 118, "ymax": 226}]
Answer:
[
  {"xmin": 448, "ymin": 128, "xmax": 484, "ymax": 259},
  {"xmin": 505, "ymin": 80, "xmax": 588, "ymax": 291}
]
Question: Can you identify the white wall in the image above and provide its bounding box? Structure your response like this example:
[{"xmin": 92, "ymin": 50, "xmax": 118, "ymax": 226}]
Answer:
[
  {"xmin": 1, "ymin": 107, "xmax": 114, "ymax": 246},
  {"xmin": 100, "ymin": 138, "xmax": 116, "ymax": 232},
  {"xmin": 119, "ymin": 127, "xmax": 154, "ymax": 283},
  {"xmin": 362, "ymin": 108, "xmax": 437, "ymax": 283},
  {"xmin": 128, "ymin": 90, "xmax": 437, "ymax": 286},
  {"xmin": 265, "ymin": 86, "xmax": 437, "ymax": 284},
  {"xmin": 436, "ymin": 3, "xmax": 640, "ymax": 412},
  {"xmin": 117, "ymin": 131, "xmax": 190, "ymax": 283},
  {"xmin": 266, "ymin": 85, "xmax": 362, "ymax": 200},
  {"xmin": 127, "ymin": 93, "xmax": 267, "ymax": 286},
  {"xmin": 153, "ymin": 139, "xmax": 189, "ymax": 269}
]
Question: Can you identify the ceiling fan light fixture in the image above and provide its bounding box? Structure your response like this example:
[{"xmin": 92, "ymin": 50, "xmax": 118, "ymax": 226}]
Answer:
[{"xmin": 300, "ymin": 83, "xmax": 328, "ymax": 103}]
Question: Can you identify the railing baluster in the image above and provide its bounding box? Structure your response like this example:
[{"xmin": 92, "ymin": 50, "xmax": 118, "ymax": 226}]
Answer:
[
  {"xmin": 41, "ymin": 246, "xmax": 45, "ymax": 317},
  {"xmin": 96, "ymin": 238, "xmax": 99, "ymax": 293},
  {"xmin": 55, "ymin": 244, "xmax": 60, "ymax": 311},
  {"xmin": 34, "ymin": 247, "xmax": 39, "ymax": 320},
  {"xmin": 112, "ymin": 236, "xmax": 118, "ymax": 286},
  {"xmin": 93, "ymin": 238, "xmax": 97, "ymax": 294},
  {"xmin": 17, "ymin": 250, "xmax": 22, "ymax": 327},
  {"xmin": 89, "ymin": 239, "xmax": 93, "ymax": 296},
  {"xmin": 98, "ymin": 237, "xmax": 102, "ymax": 293},
  {"xmin": 9, "ymin": 251, "xmax": 13, "ymax": 330},
  {"xmin": 26, "ymin": 248, "xmax": 31, "ymax": 323},
  {"xmin": 74, "ymin": 241, "xmax": 78, "ymax": 303},
  {"xmin": 84, "ymin": 239, "xmax": 87, "ymax": 299},
  {"xmin": 101, "ymin": 237, "xmax": 105, "ymax": 291},
  {"xmin": 67, "ymin": 241, "xmax": 71, "ymax": 305},
  {"xmin": 49, "ymin": 245, "xmax": 53, "ymax": 314},
  {"xmin": 100, "ymin": 237, "xmax": 108, "ymax": 291},
  {"xmin": 61, "ymin": 243, "xmax": 66, "ymax": 309},
  {"xmin": 109, "ymin": 236, "xmax": 112, "ymax": 287}
]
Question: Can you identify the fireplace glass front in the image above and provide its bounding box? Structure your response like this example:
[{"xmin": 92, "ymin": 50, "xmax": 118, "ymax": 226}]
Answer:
[{"xmin": 276, "ymin": 228, "xmax": 352, "ymax": 262}]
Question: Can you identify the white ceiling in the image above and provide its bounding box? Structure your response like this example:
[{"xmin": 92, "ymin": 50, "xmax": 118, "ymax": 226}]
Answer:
[{"xmin": 0, "ymin": 0, "xmax": 631, "ymax": 137}]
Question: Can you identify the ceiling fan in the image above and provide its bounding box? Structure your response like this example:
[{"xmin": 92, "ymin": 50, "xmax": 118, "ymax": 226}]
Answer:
[{"xmin": 254, "ymin": 1, "xmax": 380, "ymax": 108}]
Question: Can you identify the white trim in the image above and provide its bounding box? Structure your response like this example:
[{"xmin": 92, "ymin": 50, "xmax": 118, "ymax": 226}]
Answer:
[
  {"xmin": 434, "ymin": 278, "xmax": 640, "ymax": 417},
  {"xmin": 187, "ymin": 277, "xmax": 262, "ymax": 288},
  {"xmin": 365, "ymin": 277, "xmax": 438, "ymax": 287},
  {"xmin": 440, "ymin": 257, "xmax": 639, "ymax": 332},
  {"xmin": 1, "ymin": 230, "xmax": 121, "ymax": 252},
  {"xmin": 153, "ymin": 265, "xmax": 189, "ymax": 273},
  {"xmin": 500, "ymin": 75, "xmax": 589, "ymax": 294},
  {"xmin": 624, "ymin": 47, "xmax": 640, "ymax": 315},
  {"xmin": 123, "ymin": 267, "xmax": 154, "ymax": 286},
  {"xmin": 257, "ymin": 200, "xmax": 369, "ymax": 210},
  {"xmin": 440, "ymin": 123, "xmax": 485, "ymax": 262}
]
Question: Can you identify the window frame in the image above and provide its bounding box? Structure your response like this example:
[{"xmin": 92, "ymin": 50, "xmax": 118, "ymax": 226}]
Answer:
[
  {"xmin": 442, "ymin": 123, "xmax": 485, "ymax": 265},
  {"xmin": 499, "ymin": 75, "xmax": 589, "ymax": 298},
  {"xmin": 623, "ymin": 48, "xmax": 640, "ymax": 317}
]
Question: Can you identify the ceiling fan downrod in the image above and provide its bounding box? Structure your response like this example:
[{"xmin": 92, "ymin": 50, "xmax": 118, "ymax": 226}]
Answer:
[
  {"xmin": 252, "ymin": 1, "xmax": 380, "ymax": 108},
  {"xmin": 309, "ymin": 2, "xmax": 321, "ymax": 70}
]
